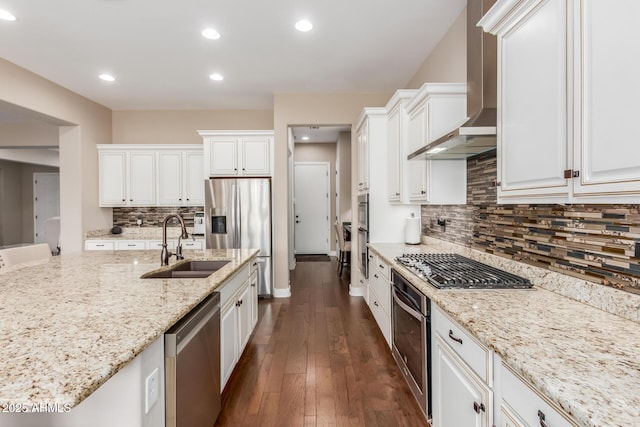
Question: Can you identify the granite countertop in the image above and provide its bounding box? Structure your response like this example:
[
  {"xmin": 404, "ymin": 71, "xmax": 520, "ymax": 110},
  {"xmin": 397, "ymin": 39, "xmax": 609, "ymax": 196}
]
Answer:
[
  {"xmin": 369, "ymin": 240, "xmax": 640, "ymax": 427},
  {"xmin": 0, "ymin": 248, "xmax": 258, "ymax": 412}
]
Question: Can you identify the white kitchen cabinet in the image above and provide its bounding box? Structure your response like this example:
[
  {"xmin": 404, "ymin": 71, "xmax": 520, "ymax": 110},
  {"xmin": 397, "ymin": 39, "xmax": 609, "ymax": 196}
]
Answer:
[
  {"xmin": 218, "ymin": 260, "xmax": 257, "ymax": 390},
  {"xmin": 157, "ymin": 147, "xmax": 204, "ymax": 206},
  {"xmin": 356, "ymin": 115, "xmax": 371, "ymax": 193},
  {"xmin": 496, "ymin": 360, "xmax": 574, "ymax": 427},
  {"xmin": 250, "ymin": 263, "xmax": 259, "ymax": 330},
  {"xmin": 199, "ymin": 130, "xmax": 273, "ymax": 177},
  {"xmin": 432, "ymin": 304, "xmax": 493, "ymax": 427},
  {"xmin": 386, "ymin": 90, "xmax": 417, "ymax": 202},
  {"xmin": 99, "ymin": 149, "xmax": 156, "ymax": 207},
  {"xmin": 405, "ymin": 84, "xmax": 467, "ymax": 204},
  {"xmin": 367, "ymin": 257, "xmax": 391, "ymax": 348},
  {"xmin": 84, "ymin": 241, "xmax": 115, "ymax": 251},
  {"xmin": 85, "ymin": 238, "xmax": 204, "ymax": 251},
  {"xmin": 481, "ymin": 0, "xmax": 640, "ymax": 203}
]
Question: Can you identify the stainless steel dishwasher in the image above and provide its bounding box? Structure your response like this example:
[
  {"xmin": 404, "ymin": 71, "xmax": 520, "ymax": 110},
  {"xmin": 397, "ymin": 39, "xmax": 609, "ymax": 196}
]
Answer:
[{"xmin": 165, "ymin": 292, "xmax": 221, "ymax": 427}]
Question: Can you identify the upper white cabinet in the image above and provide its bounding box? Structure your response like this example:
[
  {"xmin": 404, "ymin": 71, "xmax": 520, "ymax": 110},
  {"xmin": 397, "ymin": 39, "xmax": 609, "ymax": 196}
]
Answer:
[
  {"xmin": 386, "ymin": 90, "xmax": 417, "ymax": 202},
  {"xmin": 98, "ymin": 144, "xmax": 204, "ymax": 208},
  {"xmin": 405, "ymin": 84, "xmax": 468, "ymax": 204},
  {"xmin": 157, "ymin": 148, "xmax": 204, "ymax": 206},
  {"xmin": 99, "ymin": 148, "xmax": 156, "ymax": 207},
  {"xmin": 199, "ymin": 130, "xmax": 273, "ymax": 177},
  {"xmin": 481, "ymin": 0, "xmax": 640, "ymax": 203},
  {"xmin": 356, "ymin": 113, "xmax": 373, "ymax": 193}
]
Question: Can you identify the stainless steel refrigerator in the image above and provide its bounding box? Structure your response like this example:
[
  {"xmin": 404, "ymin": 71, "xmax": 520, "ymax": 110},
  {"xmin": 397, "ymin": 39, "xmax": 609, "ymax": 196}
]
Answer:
[{"xmin": 205, "ymin": 178, "xmax": 272, "ymax": 296}]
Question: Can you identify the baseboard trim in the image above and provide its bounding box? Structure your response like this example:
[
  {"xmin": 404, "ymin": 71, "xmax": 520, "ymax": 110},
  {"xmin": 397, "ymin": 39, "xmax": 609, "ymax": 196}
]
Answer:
[
  {"xmin": 328, "ymin": 250, "xmax": 337, "ymax": 257},
  {"xmin": 349, "ymin": 283, "xmax": 364, "ymax": 297},
  {"xmin": 273, "ymin": 285, "xmax": 291, "ymax": 298}
]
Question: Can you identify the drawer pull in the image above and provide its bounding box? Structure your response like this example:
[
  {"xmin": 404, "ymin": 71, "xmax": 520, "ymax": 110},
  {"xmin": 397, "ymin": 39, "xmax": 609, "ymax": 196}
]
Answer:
[
  {"xmin": 379, "ymin": 264, "xmax": 385, "ymax": 269},
  {"xmin": 448, "ymin": 329, "xmax": 463, "ymax": 345},
  {"xmin": 96, "ymin": 244, "xmax": 104, "ymax": 247},
  {"xmin": 374, "ymin": 274, "xmax": 379, "ymax": 279},
  {"xmin": 473, "ymin": 401, "xmax": 485, "ymax": 414},
  {"xmin": 537, "ymin": 410, "xmax": 548, "ymax": 427},
  {"xmin": 373, "ymin": 301, "xmax": 379, "ymax": 307}
]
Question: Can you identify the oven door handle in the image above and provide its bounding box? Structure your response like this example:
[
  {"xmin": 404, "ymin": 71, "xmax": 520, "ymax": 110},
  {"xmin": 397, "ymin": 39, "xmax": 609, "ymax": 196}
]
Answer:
[{"xmin": 392, "ymin": 287, "xmax": 423, "ymax": 320}]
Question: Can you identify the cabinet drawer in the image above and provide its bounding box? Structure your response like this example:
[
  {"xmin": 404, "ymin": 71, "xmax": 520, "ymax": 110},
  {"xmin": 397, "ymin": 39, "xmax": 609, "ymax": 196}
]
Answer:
[
  {"xmin": 181, "ymin": 240, "xmax": 204, "ymax": 250},
  {"xmin": 375, "ymin": 258, "xmax": 390, "ymax": 280},
  {"xmin": 116, "ymin": 241, "xmax": 146, "ymax": 250},
  {"xmin": 85, "ymin": 241, "xmax": 114, "ymax": 251},
  {"xmin": 369, "ymin": 288, "xmax": 391, "ymax": 348},
  {"xmin": 218, "ymin": 264, "xmax": 250, "ymax": 310},
  {"xmin": 502, "ymin": 364, "xmax": 574, "ymax": 427},
  {"xmin": 433, "ymin": 304, "xmax": 491, "ymax": 383},
  {"xmin": 147, "ymin": 240, "xmax": 176, "ymax": 250},
  {"xmin": 368, "ymin": 261, "xmax": 390, "ymax": 315}
]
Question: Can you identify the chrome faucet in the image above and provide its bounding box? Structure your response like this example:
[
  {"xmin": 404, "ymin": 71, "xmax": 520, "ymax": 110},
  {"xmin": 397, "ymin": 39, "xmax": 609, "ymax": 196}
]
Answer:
[{"xmin": 161, "ymin": 214, "xmax": 189, "ymax": 266}]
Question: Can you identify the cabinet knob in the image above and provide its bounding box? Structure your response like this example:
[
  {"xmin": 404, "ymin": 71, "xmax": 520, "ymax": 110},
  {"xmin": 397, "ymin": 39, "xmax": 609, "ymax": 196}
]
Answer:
[
  {"xmin": 186, "ymin": 198, "xmax": 189, "ymax": 201},
  {"xmin": 179, "ymin": 198, "xmax": 182, "ymax": 201},
  {"xmin": 129, "ymin": 199, "xmax": 133, "ymax": 202},
  {"xmin": 473, "ymin": 401, "xmax": 485, "ymax": 414},
  {"xmin": 420, "ymin": 190, "xmax": 426, "ymax": 195},
  {"xmin": 121, "ymin": 199, "xmax": 125, "ymax": 202},
  {"xmin": 395, "ymin": 192, "xmax": 400, "ymax": 196}
]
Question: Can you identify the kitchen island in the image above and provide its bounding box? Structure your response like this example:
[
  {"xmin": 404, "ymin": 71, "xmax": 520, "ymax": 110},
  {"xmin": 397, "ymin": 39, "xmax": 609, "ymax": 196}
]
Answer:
[
  {"xmin": 0, "ymin": 248, "xmax": 258, "ymax": 424},
  {"xmin": 370, "ymin": 239, "xmax": 640, "ymax": 427}
]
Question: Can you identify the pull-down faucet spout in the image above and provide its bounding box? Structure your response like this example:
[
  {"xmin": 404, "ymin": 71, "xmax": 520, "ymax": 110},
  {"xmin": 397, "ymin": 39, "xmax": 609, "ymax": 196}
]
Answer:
[{"xmin": 161, "ymin": 214, "xmax": 189, "ymax": 266}]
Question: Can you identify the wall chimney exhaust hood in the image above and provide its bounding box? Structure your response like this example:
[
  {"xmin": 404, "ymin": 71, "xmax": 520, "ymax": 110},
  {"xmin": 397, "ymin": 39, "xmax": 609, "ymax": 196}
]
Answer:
[{"xmin": 408, "ymin": 0, "xmax": 497, "ymax": 161}]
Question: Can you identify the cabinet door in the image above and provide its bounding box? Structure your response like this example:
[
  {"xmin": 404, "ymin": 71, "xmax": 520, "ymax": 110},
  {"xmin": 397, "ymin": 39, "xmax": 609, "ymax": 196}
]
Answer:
[
  {"xmin": 358, "ymin": 121, "xmax": 369, "ymax": 192},
  {"xmin": 387, "ymin": 105, "xmax": 402, "ymax": 201},
  {"xmin": 241, "ymin": 137, "xmax": 270, "ymax": 175},
  {"xmin": 184, "ymin": 151, "xmax": 204, "ymax": 205},
  {"xmin": 99, "ymin": 151, "xmax": 127, "ymax": 206},
  {"xmin": 157, "ymin": 151, "xmax": 183, "ymax": 205},
  {"xmin": 210, "ymin": 138, "xmax": 238, "ymax": 176},
  {"xmin": 128, "ymin": 152, "xmax": 156, "ymax": 205},
  {"xmin": 572, "ymin": 0, "xmax": 640, "ymax": 200},
  {"xmin": 432, "ymin": 336, "xmax": 492, "ymax": 427},
  {"xmin": 250, "ymin": 271, "xmax": 258, "ymax": 330},
  {"xmin": 407, "ymin": 104, "xmax": 428, "ymax": 202},
  {"xmin": 497, "ymin": 0, "xmax": 570, "ymax": 203},
  {"xmin": 237, "ymin": 284, "xmax": 252, "ymax": 353},
  {"xmin": 220, "ymin": 304, "xmax": 238, "ymax": 390}
]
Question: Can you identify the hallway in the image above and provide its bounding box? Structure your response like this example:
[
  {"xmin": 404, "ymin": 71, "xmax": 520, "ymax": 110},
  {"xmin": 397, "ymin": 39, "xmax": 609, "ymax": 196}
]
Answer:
[{"xmin": 215, "ymin": 259, "xmax": 428, "ymax": 426}]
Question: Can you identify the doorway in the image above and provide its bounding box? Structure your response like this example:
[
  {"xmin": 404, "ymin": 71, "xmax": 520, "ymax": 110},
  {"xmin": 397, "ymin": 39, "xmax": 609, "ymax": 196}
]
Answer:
[{"xmin": 294, "ymin": 162, "xmax": 330, "ymax": 255}]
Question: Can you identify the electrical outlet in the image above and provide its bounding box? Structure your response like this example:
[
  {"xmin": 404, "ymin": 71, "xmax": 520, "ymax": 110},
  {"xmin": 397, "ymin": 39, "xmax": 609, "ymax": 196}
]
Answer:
[{"xmin": 145, "ymin": 368, "xmax": 159, "ymax": 414}]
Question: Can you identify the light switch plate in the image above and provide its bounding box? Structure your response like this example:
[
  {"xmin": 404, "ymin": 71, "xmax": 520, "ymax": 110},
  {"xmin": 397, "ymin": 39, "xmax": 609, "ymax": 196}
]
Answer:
[{"xmin": 145, "ymin": 368, "xmax": 159, "ymax": 414}]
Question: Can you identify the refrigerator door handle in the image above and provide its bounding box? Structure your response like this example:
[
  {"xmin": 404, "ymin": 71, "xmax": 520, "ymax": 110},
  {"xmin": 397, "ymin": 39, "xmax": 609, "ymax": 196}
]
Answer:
[{"xmin": 235, "ymin": 183, "xmax": 241, "ymax": 245}]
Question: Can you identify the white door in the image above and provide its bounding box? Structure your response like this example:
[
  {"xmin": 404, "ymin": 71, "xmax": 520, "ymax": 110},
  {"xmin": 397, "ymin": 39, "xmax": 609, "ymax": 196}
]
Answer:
[
  {"xmin": 33, "ymin": 173, "xmax": 60, "ymax": 248},
  {"xmin": 294, "ymin": 162, "xmax": 330, "ymax": 255}
]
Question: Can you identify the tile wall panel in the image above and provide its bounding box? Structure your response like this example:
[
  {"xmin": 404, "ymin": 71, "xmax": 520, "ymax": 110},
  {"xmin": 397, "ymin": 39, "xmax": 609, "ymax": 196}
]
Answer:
[
  {"xmin": 112, "ymin": 206, "xmax": 203, "ymax": 228},
  {"xmin": 422, "ymin": 150, "xmax": 640, "ymax": 293}
]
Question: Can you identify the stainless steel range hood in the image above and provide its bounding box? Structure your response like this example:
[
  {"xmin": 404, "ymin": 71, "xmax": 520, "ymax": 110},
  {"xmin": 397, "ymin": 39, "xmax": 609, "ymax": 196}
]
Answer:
[{"xmin": 408, "ymin": 0, "xmax": 497, "ymax": 161}]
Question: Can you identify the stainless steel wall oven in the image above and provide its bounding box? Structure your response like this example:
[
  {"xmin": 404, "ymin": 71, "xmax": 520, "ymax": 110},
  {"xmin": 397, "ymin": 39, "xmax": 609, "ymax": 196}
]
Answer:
[{"xmin": 391, "ymin": 269, "xmax": 431, "ymax": 418}]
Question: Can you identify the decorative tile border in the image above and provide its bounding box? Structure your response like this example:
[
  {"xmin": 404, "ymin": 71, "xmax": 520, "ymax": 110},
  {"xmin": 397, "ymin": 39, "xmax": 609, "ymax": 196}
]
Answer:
[
  {"xmin": 422, "ymin": 150, "xmax": 640, "ymax": 293},
  {"xmin": 112, "ymin": 206, "xmax": 203, "ymax": 228}
]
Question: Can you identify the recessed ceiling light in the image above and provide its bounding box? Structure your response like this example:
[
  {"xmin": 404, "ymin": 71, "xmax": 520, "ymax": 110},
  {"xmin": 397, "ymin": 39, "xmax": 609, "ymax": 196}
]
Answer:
[
  {"xmin": 209, "ymin": 73, "xmax": 224, "ymax": 81},
  {"xmin": 0, "ymin": 9, "xmax": 16, "ymax": 21},
  {"xmin": 202, "ymin": 28, "xmax": 220, "ymax": 40},
  {"xmin": 295, "ymin": 19, "xmax": 313, "ymax": 32},
  {"xmin": 301, "ymin": 136, "xmax": 310, "ymax": 141},
  {"xmin": 98, "ymin": 74, "xmax": 116, "ymax": 82}
]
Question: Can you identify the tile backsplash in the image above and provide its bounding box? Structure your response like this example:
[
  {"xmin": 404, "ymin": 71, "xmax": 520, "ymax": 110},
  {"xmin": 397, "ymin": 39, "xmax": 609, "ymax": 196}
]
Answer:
[
  {"xmin": 113, "ymin": 206, "xmax": 203, "ymax": 228},
  {"xmin": 422, "ymin": 150, "xmax": 640, "ymax": 294}
]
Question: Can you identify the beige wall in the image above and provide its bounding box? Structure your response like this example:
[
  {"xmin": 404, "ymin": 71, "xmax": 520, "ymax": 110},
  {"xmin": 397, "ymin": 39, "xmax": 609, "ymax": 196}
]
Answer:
[
  {"xmin": 0, "ymin": 122, "xmax": 60, "ymax": 147},
  {"xmin": 273, "ymin": 93, "xmax": 391, "ymax": 293},
  {"xmin": 337, "ymin": 131, "xmax": 352, "ymax": 223},
  {"xmin": 0, "ymin": 159, "xmax": 58, "ymax": 246},
  {"xmin": 405, "ymin": 8, "xmax": 467, "ymax": 88},
  {"xmin": 294, "ymin": 142, "xmax": 337, "ymax": 252},
  {"xmin": 112, "ymin": 110, "xmax": 274, "ymax": 144},
  {"xmin": 0, "ymin": 58, "xmax": 112, "ymax": 252}
]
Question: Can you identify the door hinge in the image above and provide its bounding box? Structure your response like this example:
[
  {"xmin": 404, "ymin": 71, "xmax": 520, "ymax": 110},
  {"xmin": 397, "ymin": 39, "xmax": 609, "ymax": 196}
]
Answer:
[{"xmin": 564, "ymin": 169, "xmax": 580, "ymax": 179}]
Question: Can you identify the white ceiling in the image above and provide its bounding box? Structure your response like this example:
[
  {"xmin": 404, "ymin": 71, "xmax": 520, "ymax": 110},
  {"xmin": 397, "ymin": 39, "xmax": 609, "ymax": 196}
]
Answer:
[{"xmin": 0, "ymin": 0, "xmax": 466, "ymax": 111}]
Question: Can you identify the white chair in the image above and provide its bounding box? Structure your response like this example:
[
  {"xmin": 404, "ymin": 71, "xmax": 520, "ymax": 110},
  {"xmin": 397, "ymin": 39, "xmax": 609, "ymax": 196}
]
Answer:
[
  {"xmin": 334, "ymin": 223, "xmax": 351, "ymax": 277},
  {"xmin": 0, "ymin": 243, "xmax": 52, "ymax": 269}
]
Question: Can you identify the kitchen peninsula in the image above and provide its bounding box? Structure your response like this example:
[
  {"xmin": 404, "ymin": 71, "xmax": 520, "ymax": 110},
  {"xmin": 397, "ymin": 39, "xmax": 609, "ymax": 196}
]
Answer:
[{"xmin": 0, "ymin": 248, "xmax": 258, "ymax": 425}]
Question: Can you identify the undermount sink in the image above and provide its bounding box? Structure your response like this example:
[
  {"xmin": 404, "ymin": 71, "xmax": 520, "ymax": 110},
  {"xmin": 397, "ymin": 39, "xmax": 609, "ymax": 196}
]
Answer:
[{"xmin": 141, "ymin": 260, "xmax": 230, "ymax": 279}]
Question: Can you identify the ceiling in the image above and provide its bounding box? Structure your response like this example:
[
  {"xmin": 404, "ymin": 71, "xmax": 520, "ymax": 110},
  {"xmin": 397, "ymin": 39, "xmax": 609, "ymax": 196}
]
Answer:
[{"xmin": 0, "ymin": 0, "xmax": 466, "ymax": 111}]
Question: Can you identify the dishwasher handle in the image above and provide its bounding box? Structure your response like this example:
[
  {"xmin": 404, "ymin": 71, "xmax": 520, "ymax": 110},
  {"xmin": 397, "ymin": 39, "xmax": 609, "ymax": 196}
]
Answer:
[{"xmin": 165, "ymin": 292, "xmax": 220, "ymax": 356}]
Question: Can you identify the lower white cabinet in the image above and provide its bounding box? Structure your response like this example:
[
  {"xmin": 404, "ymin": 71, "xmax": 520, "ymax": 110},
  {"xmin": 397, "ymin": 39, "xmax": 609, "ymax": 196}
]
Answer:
[
  {"xmin": 496, "ymin": 360, "xmax": 574, "ymax": 427},
  {"xmin": 367, "ymin": 256, "xmax": 391, "ymax": 348},
  {"xmin": 219, "ymin": 260, "xmax": 258, "ymax": 391},
  {"xmin": 432, "ymin": 304, "xmax": 493, "ymax": 427},
  {"xmin": 85, "ymin": 238, "xmax": 204, "ymax": 251}
]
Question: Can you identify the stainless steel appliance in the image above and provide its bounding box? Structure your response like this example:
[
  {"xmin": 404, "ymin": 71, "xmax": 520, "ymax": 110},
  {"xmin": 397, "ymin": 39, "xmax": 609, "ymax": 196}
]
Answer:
[
  {"xmin": 392, "ymin": 270, "xmax": 431, "ymax": 418},
  {"xmin": 165, "ymin": 292, "xmax": 221, "ymax": 427},
  {"xmin": 395, "ymin": 253, "xmax": 532, "ymax": 289},
  {"xmin": 205, "ymin": 178, "xmax": 272, "ymax": 296},
  {"xmin": 357, "ymin": 193, "xmax": 369, "ymax": 278},
  {"xmin": 193, "ymin": 211, "xmax": 205, "ymax": 235}
]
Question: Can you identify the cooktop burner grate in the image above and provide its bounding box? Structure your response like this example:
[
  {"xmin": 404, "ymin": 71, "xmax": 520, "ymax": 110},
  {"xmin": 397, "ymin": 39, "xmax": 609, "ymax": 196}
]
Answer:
[{"xmin": 395, "ymin": 253, "xmax": 532, "ymax": 289}]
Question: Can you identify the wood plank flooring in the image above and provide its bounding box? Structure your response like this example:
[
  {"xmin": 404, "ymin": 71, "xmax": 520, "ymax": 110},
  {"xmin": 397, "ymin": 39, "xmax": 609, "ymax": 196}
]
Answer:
[{"xmin": 215, "ymin": 260, "xmax": 429, "ymax": 427}]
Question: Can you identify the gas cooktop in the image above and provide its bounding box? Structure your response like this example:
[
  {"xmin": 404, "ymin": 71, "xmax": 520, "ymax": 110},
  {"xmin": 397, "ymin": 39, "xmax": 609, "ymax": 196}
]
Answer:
[{"xmin": 395, "ymin": 253, "xmax": 533, "ymax": 290}]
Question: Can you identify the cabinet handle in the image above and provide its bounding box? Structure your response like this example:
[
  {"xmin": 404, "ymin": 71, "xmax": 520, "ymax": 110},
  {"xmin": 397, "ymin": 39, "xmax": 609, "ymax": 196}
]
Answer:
[
  {"xmin": 473, "ymin": 401, "xmax": 485, "ymax": 414},
  {"xmin": 537, "ymin": 410, "xmax": 548, "ymax": 427},
  {"xmin": 420, "ymin": 190, "xmax": 426, "ymax": 194},
  {"xmin": 373, "ymin": 301, "xmax": 379, "ymax": 307},
  {"xmin": 395, "ymin": 192, "xmax": 400, "ymax": 196},
  {"xmin": 448, "ymin": 329, "xmax": 463, "ymax": 345},
  {"xmin": 374, "ymin": 274, "xmax": 379, "ymax": 279},
  {"xmin": 564, "ymin": 169, "xmax": 580, "ymax": 179},
  {"xmin": 96, "ymin": 244, "xmax": 104, "ymax": 247},
  {"xmin": 379, "ymin": 264, "xmax": 385, "ymax": 269},
  {"xmin": 179, "ymin": 198, "xmax": 182, "ymax": 201},
  {"xmin": 122, "ymin": 199, "xmax": 125, "ymax": 202},
  {"xmin": 127, "ymin": 244, "xmax": 136, "ymax": 247},
  {"xmin": 492, "ymin": 179, "xmax": 502, "ymax": 187},
  {"xmin": 186, "ymin": 198, "xmax": 190, "ymax": 201},
  {"xmin": 130, "ymin": 199, "xmax": 133, "ymax": 202},
  {"xmin": 251, "ymin": 281, "xmax": 256, "ymax": 287}
]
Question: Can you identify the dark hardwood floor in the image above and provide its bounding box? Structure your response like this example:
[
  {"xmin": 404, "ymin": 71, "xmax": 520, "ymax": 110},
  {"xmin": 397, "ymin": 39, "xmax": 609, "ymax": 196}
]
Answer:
[{"xmin": 215, "ymin": 259, "xmax": 429, "ymax": 427}]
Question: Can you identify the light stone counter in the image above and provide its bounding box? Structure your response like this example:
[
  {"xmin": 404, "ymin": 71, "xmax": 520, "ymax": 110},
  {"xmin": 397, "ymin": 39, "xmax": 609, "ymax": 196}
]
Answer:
[
  {"xmin": 370, "ymin": 239, "xmax": 640, "ymax": 427},
  {"xmin": 0, "ymin": 248, "xmax": 258, "ymax": 412}
]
